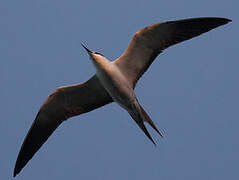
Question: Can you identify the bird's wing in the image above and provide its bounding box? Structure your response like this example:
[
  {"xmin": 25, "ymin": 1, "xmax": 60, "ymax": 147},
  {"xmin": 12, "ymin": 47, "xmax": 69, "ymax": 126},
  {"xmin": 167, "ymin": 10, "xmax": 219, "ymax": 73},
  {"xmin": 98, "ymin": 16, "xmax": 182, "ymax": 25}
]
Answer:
[
  {"xmin": 14, "ymin": 75, "xmax": 112, "ymax": 177},
  {"xmin": 114, "ymin": 17, "xmax": 231, "ymax": 88}
]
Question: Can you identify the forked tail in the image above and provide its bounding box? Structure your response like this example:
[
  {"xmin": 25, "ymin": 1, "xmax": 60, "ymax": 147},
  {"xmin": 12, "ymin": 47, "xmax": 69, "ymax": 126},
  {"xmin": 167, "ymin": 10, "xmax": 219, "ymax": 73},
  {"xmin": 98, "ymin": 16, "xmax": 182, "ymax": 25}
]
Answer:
[
  {"xmin": 139, "ymin": 104, "xmax": 163, "ymax": 137},
  {"xmin": 128, "ymin": 102, "xmax": 163, "ymax": 145}
]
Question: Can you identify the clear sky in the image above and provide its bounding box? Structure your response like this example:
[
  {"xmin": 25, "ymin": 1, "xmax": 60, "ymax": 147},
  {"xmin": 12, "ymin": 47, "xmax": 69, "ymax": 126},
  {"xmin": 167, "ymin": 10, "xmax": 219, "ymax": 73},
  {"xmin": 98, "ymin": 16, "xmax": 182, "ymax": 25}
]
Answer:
[{"xmin": 0, "ymin": 0, "xmax": 237, "ymax": 179}]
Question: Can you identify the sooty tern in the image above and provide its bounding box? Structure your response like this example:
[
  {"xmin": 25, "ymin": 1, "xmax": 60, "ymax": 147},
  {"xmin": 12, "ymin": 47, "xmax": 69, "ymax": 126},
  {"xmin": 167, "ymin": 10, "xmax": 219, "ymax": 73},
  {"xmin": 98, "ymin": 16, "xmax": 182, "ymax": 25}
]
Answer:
[{"xmin": 14, "ymin": 17, "xmax": 231, "ymax": 177}]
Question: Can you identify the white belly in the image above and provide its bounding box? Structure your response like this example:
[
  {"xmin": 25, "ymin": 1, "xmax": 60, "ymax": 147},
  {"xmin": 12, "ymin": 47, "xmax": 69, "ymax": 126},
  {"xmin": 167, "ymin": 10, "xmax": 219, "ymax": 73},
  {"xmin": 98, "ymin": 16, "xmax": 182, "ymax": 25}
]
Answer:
[{"xmin": 94, "ymin": 62, "xmax": 135, "ymax": 108}]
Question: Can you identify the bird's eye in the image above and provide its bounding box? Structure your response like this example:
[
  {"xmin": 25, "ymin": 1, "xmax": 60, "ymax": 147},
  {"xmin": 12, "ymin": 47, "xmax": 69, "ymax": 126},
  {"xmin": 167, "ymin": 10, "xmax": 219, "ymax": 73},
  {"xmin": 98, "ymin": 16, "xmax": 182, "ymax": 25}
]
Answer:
[{"xmin": 94, "ymin": 52, "xmax": 104, "ymax": 56}]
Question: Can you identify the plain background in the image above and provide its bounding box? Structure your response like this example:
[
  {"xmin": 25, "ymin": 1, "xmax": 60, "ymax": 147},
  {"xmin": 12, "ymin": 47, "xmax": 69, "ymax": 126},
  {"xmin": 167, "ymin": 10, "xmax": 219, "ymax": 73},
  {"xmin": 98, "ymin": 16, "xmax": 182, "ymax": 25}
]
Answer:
[{"xmin": 1, "ymin": 0, "xmax": 238, "ymax": 179}]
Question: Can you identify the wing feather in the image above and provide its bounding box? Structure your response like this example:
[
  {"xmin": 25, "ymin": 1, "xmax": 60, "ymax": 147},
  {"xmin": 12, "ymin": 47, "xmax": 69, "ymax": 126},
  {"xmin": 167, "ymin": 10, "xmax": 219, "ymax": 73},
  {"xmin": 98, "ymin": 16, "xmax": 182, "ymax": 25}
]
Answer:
[
  {"xmin": 114, "ymin": 17, "xmax": 231, "ymax": 88},
  {"xmin": 14, "ymin": 75, "xmax": 112, "ymax": 177}
]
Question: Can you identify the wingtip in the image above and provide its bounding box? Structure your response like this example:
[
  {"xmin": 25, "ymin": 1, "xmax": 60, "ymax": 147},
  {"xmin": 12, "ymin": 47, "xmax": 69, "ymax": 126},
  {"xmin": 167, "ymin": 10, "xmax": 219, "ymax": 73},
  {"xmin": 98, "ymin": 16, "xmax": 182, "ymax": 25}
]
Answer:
[
  {"xmin": 211, "ymin": 17, "xmax": 232, "ymax": 26},
  {"xmin": 224, "ymin": 18, "xmax": 232, "ymax": 22},
  {"xmin": 193, "ymin": 17, "xmax": 232, "ymax": 27},
  {"xmin": 220, "ymin": 17, "xmax": 232, "ymax": 24},
  {"xmin": 13, "ymin": 169, "xmax": 18, "ymax": 178},
  {"xmin": 13, "ymin": 161, "xmax": 18, "ymax": 177},
  {"xmin": 13, "ymin": 162, "xmax": 21, "ymax": 177}
]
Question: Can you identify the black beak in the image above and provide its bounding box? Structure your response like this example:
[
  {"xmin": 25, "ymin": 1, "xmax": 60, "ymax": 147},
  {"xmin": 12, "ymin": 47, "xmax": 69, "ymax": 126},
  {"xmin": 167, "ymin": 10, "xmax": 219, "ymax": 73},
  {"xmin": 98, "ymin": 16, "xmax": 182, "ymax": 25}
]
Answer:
[{"xmin": 81, "ymin": 43, "xmax": 92, "ymax": 54}]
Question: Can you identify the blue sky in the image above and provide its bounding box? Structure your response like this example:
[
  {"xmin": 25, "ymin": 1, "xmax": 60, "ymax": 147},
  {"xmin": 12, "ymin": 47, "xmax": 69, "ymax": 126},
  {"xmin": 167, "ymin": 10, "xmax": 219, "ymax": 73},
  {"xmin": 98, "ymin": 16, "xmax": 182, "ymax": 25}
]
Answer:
[{"xmin": 0, "ymin": 0, "xmax": 238, "ymax": 179}]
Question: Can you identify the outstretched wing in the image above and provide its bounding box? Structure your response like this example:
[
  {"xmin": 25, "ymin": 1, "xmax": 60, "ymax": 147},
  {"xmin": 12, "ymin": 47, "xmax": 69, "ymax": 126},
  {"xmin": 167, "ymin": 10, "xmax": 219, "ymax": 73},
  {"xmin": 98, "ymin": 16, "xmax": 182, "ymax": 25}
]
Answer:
[
  {"xmin": 114, "ymin": 17, "xmax": 231, "ymax": 88},
  {"xmin": 14, "ymin": 75, "xmax": 112, "ymax": 177}
]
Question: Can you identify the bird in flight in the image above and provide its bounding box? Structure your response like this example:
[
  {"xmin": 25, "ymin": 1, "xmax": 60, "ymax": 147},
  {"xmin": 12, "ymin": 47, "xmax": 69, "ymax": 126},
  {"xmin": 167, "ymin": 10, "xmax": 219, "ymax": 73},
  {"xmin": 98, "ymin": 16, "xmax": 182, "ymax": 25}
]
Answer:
[{"xmin": 14, "ymin": 17, "xmax": 231, "ymax": 177}]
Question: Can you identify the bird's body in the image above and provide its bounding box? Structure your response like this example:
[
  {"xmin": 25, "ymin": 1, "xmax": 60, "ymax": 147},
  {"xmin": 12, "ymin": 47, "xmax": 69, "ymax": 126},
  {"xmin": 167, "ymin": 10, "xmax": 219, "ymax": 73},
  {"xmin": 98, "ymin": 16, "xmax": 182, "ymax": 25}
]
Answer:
[
  {"xmin": 86, "ymin": 46, "xmax": 162, "ymax": 143},
  {"xmin": 14, "ymin": 17, "xmax": 231, "ymax": 177},
  {"xmin": 92, "ymin": 54, "xmax": 132, "ymax": 107}
]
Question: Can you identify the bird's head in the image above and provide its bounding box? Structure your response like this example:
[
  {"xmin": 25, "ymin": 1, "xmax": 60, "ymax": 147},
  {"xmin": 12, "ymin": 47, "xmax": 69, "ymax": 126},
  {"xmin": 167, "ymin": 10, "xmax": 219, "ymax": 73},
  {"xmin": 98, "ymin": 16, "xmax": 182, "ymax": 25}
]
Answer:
[
  {"xmin": 81, "ymin": 43, "xmax": 108, "ymax": 69},
  {"xmin": 81, "ymin": 43, "xmax": 105, "ymax": 59}
]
